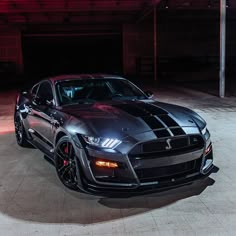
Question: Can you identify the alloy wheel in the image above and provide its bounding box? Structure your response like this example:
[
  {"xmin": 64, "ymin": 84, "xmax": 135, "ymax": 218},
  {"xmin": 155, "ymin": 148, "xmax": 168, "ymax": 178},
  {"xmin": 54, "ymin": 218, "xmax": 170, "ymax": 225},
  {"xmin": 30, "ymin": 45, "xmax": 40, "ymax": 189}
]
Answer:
[
  {"xmin": 55, "ymin": 140, "xmax": 78, "ymax": 189},
  {"xmin": 15, "ymin": 118, "xmax": 23, "ymax": 144}
]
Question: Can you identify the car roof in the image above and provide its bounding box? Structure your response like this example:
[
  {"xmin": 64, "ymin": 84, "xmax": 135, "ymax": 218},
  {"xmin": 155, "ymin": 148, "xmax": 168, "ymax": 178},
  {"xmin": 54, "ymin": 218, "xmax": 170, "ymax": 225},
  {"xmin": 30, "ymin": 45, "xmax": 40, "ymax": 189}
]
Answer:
[{"xmin": 48, "ymin": 74, "xmax": 125, "ymax": 83}]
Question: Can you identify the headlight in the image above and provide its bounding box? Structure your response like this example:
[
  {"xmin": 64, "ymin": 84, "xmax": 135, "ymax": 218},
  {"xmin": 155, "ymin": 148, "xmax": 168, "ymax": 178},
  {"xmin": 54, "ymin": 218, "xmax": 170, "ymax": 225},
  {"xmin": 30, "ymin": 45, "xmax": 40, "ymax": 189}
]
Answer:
[{"xmin": 82, "ymin": 135, "xmax": 121, "ymax": 149}]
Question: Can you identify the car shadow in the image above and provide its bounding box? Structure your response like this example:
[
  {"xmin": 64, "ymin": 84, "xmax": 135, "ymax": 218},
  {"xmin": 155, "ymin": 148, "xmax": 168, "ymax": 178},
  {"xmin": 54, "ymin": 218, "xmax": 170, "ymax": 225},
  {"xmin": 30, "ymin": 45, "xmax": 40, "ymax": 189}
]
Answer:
[
  {"xmin": 0, "ymin": 133, "xmax": 218, "ymax": 225},
  {"xmin": 59, "ymin": 176, "xmax": 216, "ymax": 224},
  {"xmin": 99, "ymin": 177, "xmax": 215, "ymax": 209}
]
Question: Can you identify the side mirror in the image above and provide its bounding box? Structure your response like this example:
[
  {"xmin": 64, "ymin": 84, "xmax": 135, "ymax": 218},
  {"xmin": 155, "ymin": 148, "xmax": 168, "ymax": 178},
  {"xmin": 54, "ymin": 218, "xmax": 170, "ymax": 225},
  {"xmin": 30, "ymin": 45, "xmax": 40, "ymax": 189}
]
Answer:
[{"xmin": 145, "ymin": 90, "xmax": 154, "ymax": 99}]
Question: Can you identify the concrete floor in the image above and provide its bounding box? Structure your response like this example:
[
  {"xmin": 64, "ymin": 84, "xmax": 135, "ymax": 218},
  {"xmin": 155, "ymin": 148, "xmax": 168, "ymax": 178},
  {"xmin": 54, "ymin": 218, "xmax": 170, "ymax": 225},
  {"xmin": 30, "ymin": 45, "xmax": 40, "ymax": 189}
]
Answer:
[{"xmin": 1, "ymin": 86, "xmax": 236, "ymax": 236}]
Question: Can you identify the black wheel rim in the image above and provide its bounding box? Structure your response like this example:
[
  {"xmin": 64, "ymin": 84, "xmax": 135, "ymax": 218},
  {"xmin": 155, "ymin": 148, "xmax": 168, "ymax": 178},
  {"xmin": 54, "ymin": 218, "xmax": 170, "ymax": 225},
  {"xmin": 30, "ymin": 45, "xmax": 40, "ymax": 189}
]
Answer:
[
  {"xmin": 56, "ymin": 141, "xmax": 77, "ymax": 187},
  {"xmin": 15, "ymin": 119, "xmax": 23, "ymax": 143}
]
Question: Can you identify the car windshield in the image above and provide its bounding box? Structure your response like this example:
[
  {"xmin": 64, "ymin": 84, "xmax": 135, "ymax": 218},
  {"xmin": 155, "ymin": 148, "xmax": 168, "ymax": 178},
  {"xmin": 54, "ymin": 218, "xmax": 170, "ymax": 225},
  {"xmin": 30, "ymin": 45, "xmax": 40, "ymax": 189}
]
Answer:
[{"xmin": 56, "ymin": 78, "xmax": 147, "ymax": 105}]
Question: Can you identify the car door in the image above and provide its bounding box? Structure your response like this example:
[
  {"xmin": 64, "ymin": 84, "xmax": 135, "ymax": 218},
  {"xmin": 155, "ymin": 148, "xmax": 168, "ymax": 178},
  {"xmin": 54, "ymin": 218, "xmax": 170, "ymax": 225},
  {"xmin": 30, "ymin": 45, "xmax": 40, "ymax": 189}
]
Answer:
[
  {"xmin": 22, "ymin": 83, "xmax": 40, "ymax": 133},
  {"xmin": 27, "ymin": 81, "xmax": 55, "ymax": 151}
]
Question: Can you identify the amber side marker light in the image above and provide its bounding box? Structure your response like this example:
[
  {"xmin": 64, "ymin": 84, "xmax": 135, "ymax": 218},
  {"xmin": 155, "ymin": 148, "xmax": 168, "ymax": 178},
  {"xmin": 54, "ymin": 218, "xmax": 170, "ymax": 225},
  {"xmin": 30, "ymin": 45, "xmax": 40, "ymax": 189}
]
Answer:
[{"xmin": 95, "ymin": 160, "xmax": 118, "ymax": 168}]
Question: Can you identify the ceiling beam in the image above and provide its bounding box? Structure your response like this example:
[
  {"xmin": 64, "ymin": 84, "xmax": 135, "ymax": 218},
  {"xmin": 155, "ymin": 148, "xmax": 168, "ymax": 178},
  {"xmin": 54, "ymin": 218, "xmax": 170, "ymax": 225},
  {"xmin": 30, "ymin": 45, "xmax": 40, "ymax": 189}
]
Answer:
[
  {"xmin": 9, "ymin": 14, "xmax": 135, "ymax": 25},
  {"xmin": 0, "ymin": 2, "xmax": 145, "ymax": 14}
]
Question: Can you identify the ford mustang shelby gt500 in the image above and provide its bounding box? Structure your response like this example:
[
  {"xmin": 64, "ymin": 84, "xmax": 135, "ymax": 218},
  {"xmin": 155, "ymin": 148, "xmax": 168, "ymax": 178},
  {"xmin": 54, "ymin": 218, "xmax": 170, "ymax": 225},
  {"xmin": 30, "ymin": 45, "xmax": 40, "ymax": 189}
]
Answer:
[{"xmin": 14, "ymin": 74, "xmax": 213, "ymax": 193}]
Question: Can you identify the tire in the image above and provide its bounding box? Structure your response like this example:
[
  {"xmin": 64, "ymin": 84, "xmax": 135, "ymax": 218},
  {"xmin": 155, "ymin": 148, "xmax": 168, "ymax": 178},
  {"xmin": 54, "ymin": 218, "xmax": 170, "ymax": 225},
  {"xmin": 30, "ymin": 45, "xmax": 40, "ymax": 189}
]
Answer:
[
  {"xmin": 54, "ymin": 136, "xmax": 81, "ymax": 191},
  {"xmin": 14, "ymin": 114, "xmax": 30, "ymax": 147}
]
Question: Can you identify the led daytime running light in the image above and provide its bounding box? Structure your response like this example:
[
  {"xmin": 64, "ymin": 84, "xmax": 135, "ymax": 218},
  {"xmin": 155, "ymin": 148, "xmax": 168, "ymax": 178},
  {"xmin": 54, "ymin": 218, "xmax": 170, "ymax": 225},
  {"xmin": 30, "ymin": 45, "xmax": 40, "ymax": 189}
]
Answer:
[
  {"xmin": 102, "ymin": 138, "xmax": 121, "ymax": 148},
  {"xmin": 82, "ymin": 135, "xmax": 121, "ymax": 149}
]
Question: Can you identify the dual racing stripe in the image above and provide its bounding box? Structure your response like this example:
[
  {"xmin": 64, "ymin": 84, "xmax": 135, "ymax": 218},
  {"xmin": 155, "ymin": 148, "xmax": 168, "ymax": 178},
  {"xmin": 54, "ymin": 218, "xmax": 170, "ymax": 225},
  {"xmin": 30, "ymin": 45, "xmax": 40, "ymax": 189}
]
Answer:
[
  {"xmin": 136, "ymin": 102, "xmax": 168, "ymax": 115},
  {"xmin": 112, "ymin": 103, "xmax": 150, "ymax": 117},
  {"xmin": 142, "ymin": 116, "xmax": 164, "ymax": 129},
  {"xmin": 112, "ymin": 102, "xmax": 185, "ymax": 138},
  {"xmin": 112, "ymin": 102, "xmax": 168, "ymax": 117}
]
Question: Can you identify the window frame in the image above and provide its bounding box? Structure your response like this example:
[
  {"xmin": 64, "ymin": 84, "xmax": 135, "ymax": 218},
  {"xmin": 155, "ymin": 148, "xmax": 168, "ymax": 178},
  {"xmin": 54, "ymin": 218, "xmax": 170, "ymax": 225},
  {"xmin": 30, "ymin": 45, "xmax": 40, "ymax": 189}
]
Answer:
[
  {"xmin": 32, "ymin": 80, "xmax": 56, "ymax": 106},
  {"xmin": 55, "ymin": 78, "xmax": 148, "ymax": 106},
  {"xmin": 31, "ymin": 83, "xmax": 40, "ymax": 97}
]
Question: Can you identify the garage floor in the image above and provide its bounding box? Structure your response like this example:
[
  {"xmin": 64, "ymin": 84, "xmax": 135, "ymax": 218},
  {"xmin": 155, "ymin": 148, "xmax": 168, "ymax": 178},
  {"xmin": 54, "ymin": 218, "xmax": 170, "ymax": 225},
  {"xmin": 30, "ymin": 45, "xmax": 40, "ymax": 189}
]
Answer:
[{"xmin": 1, "ymin": 86, "xmax": 236, "ymax": 236}]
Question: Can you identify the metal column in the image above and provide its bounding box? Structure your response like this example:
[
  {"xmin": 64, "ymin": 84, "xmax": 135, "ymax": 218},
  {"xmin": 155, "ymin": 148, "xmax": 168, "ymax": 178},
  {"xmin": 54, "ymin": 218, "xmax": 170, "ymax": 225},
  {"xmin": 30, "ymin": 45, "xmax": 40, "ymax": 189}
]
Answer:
[
  {"xmin": 154, "ymin": 6, "xmax": 157, "ymax": 82},
  {"xmin": 220, "ymin": 0, "xmax": 226, "ymax": 98}
]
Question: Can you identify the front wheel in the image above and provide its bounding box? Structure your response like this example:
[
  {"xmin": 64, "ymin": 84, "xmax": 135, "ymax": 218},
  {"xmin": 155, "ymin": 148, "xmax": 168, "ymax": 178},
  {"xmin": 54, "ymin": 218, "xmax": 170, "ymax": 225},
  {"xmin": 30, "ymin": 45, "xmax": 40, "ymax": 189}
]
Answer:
[{"xmin": 54, "ymin": 136, "xmax": 80, "ymax": 191}]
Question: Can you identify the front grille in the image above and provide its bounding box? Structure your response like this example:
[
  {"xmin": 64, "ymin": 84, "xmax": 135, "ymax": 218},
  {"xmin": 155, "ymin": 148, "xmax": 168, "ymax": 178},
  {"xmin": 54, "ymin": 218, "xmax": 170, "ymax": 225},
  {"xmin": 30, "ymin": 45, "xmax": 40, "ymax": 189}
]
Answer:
[
  {"xmin": 128, "ymin": 135, "xmax": 204, "ymax": 184},
  {"xmin": 129, "ymin": 135, "xmax": 204, "ymax": 158},
  {"xmin": 143, "ymin": 136, "xmax": 189, "ymax": 152},
  {"xmin": 135, "ymin": 158, "xmax": 202, "ymax": 183}
]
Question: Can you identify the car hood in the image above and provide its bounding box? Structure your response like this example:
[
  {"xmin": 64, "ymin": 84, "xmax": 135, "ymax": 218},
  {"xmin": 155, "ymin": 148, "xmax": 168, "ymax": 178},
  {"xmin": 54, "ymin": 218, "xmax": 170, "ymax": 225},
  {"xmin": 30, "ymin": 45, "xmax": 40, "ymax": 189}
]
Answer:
[{"xmin": 61, "ymin": 100, "xmax": 205, "ymax": 139}]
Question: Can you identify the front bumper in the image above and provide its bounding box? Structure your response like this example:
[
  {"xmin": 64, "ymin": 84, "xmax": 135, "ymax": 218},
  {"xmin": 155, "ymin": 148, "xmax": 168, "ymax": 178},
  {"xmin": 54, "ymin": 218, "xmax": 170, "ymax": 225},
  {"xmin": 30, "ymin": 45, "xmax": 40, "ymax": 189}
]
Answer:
[
  {"xmin": 83, "ymin": 166, "xmax": 214, "ymax": 195},
  {"xmin": 74, "ymin": 133, "xmax": 214, "ymax": 193}
]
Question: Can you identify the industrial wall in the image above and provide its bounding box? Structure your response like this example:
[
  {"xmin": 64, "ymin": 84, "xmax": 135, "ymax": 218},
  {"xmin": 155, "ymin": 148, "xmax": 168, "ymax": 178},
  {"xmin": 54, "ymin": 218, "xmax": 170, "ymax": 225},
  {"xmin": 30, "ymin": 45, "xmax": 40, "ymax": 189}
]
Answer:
[
  {"xmin": 123, "ymin": 11, "xmax": 236, "ymax": 81},
  {"xmin": 0, "ymin": 10, "xmax": 236, "ymax": 80},
  {"xmin": 0, "ymin": 27, "xmax": 23, "ymax": 72},
  {"xmin": 123, "ymin": 23, "xmax": 153, "ymax": 76}
]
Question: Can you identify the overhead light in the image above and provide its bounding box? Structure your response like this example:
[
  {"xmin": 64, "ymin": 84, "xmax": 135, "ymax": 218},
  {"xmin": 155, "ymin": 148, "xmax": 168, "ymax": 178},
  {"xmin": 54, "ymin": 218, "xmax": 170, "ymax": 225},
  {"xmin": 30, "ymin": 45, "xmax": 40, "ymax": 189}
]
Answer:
[{"xmin": 165, "ymin": 0, "xmax": 169, "ymax": 9}]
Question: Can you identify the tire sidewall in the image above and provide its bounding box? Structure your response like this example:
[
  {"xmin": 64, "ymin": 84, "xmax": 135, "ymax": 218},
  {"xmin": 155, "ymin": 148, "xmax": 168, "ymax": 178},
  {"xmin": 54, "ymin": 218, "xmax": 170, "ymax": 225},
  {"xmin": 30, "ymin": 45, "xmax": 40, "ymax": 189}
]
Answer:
[
  {"xmin": 14, "ymin": 113, "xmax": 27, "ymax": 147},
  {"xmin": 54, "ymin": 136, "xmax": 82, "ymax": 191}
]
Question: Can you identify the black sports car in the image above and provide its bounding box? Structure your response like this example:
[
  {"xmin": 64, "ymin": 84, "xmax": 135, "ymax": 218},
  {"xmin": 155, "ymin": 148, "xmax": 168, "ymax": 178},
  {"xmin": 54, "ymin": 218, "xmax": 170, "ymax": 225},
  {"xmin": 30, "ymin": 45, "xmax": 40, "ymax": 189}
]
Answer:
[{"xmin": 14, "ymin": 74, "xmax": 213, "ymax": 193}]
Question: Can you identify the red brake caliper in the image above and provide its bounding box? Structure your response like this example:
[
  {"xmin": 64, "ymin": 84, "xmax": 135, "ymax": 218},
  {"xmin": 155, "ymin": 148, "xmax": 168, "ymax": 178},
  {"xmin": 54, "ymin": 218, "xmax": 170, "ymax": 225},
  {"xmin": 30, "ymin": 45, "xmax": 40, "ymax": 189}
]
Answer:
[
  {"xmin": 63, "ymin": 160, "xmax": 69, "ymax": 166},
  {"xmin": 63, "ymin": 145, "xmax": 69, "ymax": 166}
]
